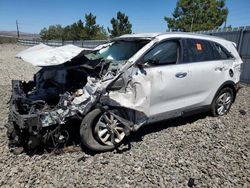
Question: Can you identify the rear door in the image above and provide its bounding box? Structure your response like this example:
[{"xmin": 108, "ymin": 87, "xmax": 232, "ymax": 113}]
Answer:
[
  {"xmin": 210, "ymin": 41, "xmax": 240, "ymax": 83},
  {"xmin": 180, "ymin": 38, "xmax": 227, "ymax": 107}
]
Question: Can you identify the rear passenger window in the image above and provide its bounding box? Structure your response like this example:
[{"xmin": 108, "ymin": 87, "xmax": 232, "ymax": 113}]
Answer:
[
  {"xmin": 211, "ymin": 42, "xmax": 233, "ymax": 60},
  {"xmin": 183, "ymin": 39, "xmax": 215, "ymax": 63}
]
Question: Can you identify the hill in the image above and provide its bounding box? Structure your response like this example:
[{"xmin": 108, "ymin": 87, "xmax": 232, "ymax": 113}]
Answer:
[{"xmin": 0, "ymin": 31, "xmax": 40, "ymax": 39}]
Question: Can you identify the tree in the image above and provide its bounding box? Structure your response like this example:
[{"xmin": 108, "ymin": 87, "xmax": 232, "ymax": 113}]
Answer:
[
  {"xmin": 69, "ymin": 20, "xmax": 85, "ymax": 40},
  {"xmin": 164, "ymin": 0, "xmax": 228, "ymax": 32},
  {"xmin": 83, "ymin": 13, "xmax": 108, "ymax": 40},
  {"xmin": 82, "ymin": 13, "xmax": 103, "ymax": 39},
  {"xmin": 40, "ymin": 25, "xmax": 63, "ymax": 40},
  {"xmin": 40, "ymin": 13, "xmax": 108, "ymax": 40},
  {"xmin": 83, "ymin": 13, "xmax": 97, "ymax": 39},
  {"xmin": 95, "ymin": 26, "xmax": 109, "ymax": 40},
  {"xmin": 40, "ymin": 27, "xmax": 48, "ymax": 40},
  {"xmin": 108, "ymin": 11, "xmax": 132, "ymax": 37}
]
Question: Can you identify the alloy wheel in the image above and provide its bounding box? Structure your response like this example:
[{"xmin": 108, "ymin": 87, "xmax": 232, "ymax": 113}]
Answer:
[
  {"xmin": 216, "ymin": 91, "xmax": 232, "ymax": 115},
  {"xmin": 95, "ymin": 112, "xmax": 125, "ymax": 146}
]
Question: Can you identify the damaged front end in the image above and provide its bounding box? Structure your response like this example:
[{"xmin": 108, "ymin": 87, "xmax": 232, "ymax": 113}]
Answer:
[
  {"xmin": 9, "ymin": 67, "xmax": 103, "ymax": 150},
  {"xmin": 8, "ymin": 40, "xmax": 151, "ymax": 152}
]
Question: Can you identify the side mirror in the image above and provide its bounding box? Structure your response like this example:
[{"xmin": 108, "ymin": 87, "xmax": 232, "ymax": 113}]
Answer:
[
  {"xmin": 136, "ymin": 59, "xmax": 147, "ymax": 75},
  {"xmin": 136, "ymin": 58, "xmax": 145, "ymax": 68},
  {"xmin": 136, "ymin": 58, "xmax": 159, "ymax": 68},
  {"xmin": 146, "ymin": 59, "xmax": 159, "ymax": 65}
]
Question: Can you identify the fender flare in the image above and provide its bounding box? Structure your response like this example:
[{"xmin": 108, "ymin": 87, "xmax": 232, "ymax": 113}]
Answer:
[{"xmin": 212, "ymin": 81, "xmax": 238, "ymax": 103}]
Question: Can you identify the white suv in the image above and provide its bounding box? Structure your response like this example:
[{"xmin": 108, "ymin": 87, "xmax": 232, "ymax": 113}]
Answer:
[{"xmin": 8, "ymin": 33, "xmax": 243, "ymax": 152}]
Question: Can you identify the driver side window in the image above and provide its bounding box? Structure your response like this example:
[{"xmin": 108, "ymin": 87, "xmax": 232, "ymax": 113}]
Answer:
[{"xmin": 143, "ymin": 40, "xmax": 179, "ymax": 65}]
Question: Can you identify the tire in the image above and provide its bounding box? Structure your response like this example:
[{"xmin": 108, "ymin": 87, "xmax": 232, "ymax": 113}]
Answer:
[
  {"xmin": 211, "ymin": 87, "xmax": 234, "ymax": 117},
  {"xmin": 80, "ymin": 108, "xmax": 126, "ymax": 152}
]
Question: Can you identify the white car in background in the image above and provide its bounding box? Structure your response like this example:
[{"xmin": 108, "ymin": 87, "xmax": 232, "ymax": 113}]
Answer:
[{"xmin": 8, "ymin": 33, "xmax": 243, "ymax": 152}]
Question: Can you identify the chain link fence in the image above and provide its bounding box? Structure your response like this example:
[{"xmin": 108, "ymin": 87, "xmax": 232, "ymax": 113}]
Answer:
[{"xmin": 18, "ymin": 39, "xmax": 108, "ymax": 48}]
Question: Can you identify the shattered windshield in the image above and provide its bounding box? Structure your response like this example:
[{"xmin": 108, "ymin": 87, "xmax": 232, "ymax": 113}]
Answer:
[{"xmin": 86, "ymin": 40, "xmax": 149, "ymax": 62}]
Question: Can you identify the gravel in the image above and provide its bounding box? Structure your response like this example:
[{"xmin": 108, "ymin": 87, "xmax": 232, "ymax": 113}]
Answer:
[{"xmin": 0, "ymin": 44, "xmax": 249, "ymax": 187}]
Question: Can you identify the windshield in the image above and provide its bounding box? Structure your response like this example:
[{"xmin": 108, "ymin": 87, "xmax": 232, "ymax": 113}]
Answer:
[{"xmin": 86, "ymin": 40, "xmax": 149, "ymax": 62}]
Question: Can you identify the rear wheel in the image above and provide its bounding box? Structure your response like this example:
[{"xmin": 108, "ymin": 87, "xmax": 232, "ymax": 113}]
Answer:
[
  {"xmin": 80, "ymin": 109, "xmax": 126, "ymax": 152},
  {"xmin": 211, "ymin": 87, "xmax": 234, "ymax": 116}
]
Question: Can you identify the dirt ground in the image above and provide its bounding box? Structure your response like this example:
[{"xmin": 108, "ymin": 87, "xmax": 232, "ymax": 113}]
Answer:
[{"xmin": 0, "ymin": 44, "xmax": 249, "ymax": 187}]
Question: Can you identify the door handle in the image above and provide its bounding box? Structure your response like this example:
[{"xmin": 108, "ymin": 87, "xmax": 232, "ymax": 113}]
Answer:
[
  {"xmin": 175, "ymin": 72, "xmax": 187, "ymax": 78},
  {"xmin": 215, "ymin": 67, "xmax": 224, "ymax": 71}
]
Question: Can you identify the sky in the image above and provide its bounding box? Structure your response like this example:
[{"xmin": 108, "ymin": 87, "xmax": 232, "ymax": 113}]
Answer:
[{"xmin": 0, "ymin": 0, "xmax": 250, "ymax": 34}]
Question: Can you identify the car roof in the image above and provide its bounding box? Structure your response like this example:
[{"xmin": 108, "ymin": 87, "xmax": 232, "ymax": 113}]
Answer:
[
  {"xmin": 113, "ymin": 32, "xmax": 231, "ymax": 45},
  {"xmin": 112, "ymin": 33, "xmax": 162, "ymax": 41},
  {"xmin": 157, "ymin": 32, "xmax": 228, "ymax": 42}
]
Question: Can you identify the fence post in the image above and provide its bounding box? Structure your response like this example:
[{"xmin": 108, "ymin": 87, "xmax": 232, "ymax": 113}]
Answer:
[{"xmin": 237, "ymin": 27, "xmax": 245, "ymax": 53}]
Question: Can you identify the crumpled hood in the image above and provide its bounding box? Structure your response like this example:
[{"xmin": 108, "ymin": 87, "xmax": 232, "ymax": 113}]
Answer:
[{"xmin": 16, "ymin": 44, "xmax": 93, "ymax": 67}]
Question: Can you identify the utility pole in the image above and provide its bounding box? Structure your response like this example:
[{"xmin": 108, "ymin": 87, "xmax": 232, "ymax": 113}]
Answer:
[{"xmin": 16, "ymin": 20, "xmax": 20, "ymax": 38}]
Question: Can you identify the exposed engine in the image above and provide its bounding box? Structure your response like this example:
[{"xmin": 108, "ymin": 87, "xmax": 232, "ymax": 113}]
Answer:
[{"xmin": 8, "ymin": 57, "xmax": 120, "ymax": 151}]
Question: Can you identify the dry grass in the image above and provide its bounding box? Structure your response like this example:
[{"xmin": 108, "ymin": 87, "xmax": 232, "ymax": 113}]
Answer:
[{"xmin": 0, "ymin": 36, "xmax": 17, "ymax": 44}]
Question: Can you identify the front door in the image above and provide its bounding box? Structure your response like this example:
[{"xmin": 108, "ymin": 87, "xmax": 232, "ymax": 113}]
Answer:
[{"xmin": 139, "ymin": 39, "xmax": 196, "ymax": 120}]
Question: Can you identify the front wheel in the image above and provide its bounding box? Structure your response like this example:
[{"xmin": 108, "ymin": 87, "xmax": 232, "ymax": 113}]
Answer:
[
  {"xmin": 211, "ymin": 87, "xmax": 234, "ymax": 117},
  {"xmin": 80, "ymin": 109, "xmax": 126, "ymax": 152}
]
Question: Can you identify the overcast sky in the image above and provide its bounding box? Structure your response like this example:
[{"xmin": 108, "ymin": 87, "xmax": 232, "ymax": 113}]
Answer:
[{"xmin": 0, "ymin": 0, "xmax": 250, "ymax": 34}]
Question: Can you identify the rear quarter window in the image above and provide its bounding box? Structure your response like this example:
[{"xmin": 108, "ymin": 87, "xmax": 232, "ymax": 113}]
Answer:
[{"xmin": 210, "ymin": 42, "xmax": 234, "ymax": 60}]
